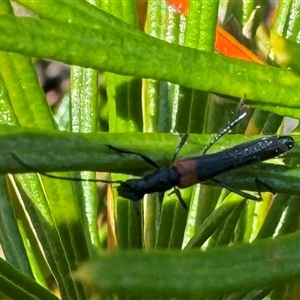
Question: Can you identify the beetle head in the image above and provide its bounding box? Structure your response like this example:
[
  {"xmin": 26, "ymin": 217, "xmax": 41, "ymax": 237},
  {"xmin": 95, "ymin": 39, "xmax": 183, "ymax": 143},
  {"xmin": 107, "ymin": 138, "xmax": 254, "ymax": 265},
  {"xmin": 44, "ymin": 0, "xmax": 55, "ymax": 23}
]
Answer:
[{"xmin": 117, "ymin": 179, "xmax": 145, "ymax": 202}]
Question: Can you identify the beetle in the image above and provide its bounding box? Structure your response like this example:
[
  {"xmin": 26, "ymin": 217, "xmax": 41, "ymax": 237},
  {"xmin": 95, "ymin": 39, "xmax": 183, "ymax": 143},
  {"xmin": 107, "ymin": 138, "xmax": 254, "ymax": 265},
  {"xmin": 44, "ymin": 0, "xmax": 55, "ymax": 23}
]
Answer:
[{"xmin": 12, "ymin": 110, "xmax": 294, "ymax": 210}]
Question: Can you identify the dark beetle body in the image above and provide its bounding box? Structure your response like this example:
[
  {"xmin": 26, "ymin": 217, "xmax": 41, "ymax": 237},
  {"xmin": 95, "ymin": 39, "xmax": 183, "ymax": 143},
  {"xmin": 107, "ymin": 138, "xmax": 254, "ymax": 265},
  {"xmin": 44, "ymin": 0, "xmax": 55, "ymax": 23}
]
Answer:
[
  {"xmin": 117, "ymin": 136, "xmax": 294, "ymax": 201},
  {"xmin": 15, "ymin": 135, "xmax": 294, "ymax": 207},
  {"xmin": 117, "ymin": 167, "xmax": 180, "ymax": 201}
]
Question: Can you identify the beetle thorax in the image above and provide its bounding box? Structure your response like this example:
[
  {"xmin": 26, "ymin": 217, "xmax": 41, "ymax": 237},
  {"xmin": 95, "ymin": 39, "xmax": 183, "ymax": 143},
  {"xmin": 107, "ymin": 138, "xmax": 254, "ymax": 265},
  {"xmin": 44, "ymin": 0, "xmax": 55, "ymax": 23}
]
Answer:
[{"xmin": 117, "ymin": 167, "xmax": 180, "ymax": 202}]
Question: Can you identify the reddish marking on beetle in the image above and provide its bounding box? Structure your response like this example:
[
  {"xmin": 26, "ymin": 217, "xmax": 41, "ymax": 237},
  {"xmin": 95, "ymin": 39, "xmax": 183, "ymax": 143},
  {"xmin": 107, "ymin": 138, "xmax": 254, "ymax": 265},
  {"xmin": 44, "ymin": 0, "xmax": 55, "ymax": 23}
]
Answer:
[{"xmin": 174, "ymin": 159, "xmax": 199, "ymax": 188}]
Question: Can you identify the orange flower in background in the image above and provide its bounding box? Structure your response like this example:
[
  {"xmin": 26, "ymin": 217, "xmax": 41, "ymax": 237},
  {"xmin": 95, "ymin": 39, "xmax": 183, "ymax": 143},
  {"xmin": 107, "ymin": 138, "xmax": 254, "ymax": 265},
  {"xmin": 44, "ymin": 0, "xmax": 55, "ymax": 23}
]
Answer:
[
  {"xmin": 165, "ymin": 0, "xmax": 264, "ymax": 64},
  {"xmin": 215, "ymin": 25, "xmax": 264, "ymax": 64},
  {"xmin": 165, "ymin": 0, "xmax": 188, "ymax": 15}
]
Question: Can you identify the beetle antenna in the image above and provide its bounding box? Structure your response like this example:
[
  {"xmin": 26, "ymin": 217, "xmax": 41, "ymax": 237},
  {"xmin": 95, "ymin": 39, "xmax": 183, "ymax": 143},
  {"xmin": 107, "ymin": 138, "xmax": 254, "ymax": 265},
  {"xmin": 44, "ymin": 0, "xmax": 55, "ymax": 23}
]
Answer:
[
  {"xmin": 107, "ymin": 145, "xmax": 159, "ymax": 169},
  {"xmin": 203, "ymin": 112, "xmax": 247, "ymax": 154},
  {"xmin": 203, "ymin": 96, "xmax": 247, "ymax": 154},
  {"xmin": 11, "ymin": 153, "xmax": 123, "ymax": 184},
  {"xmin": 172, "ymin": 133, "xmax": 189, "ymax": 163}
]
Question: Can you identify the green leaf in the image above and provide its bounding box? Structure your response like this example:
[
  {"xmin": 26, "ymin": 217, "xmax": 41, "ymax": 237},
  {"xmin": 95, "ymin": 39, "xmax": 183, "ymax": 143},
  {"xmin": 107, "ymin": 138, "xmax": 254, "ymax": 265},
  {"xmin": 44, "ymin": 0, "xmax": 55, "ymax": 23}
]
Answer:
[
  {"xmin": 0, "ymin": 177, "xmax": 33, "ymax": 277},
  {"xmin": 0, "ymin": 14, "xmax": 299, "ymax": 117},
  {"xmin": 74, "ymin": 231, "xmax": 300, "ymax": 298},
  {"xmin": 0, "ymin": 258, "xmax": 58, "ymax": 300}
]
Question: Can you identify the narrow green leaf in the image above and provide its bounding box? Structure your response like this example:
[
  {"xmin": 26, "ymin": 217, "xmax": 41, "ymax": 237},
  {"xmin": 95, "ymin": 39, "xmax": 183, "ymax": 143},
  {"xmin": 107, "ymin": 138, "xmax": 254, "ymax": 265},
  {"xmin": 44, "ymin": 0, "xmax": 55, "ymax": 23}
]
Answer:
[
  {"xmin": 0, "ymin": 15, "xmax": 299, "ymax": 117},
  {"xmin": 256, "ymin": 194, "xmax": 290, "ymax": 239},
  {"xmin": 70, "ymin": 64, "xmax": 100, "ymax": 252},
  {"xmin": 0, "ymin": 177, "xmax": 33, "ymax": 277},
  {"xmin": 184, "ymin": 196, "xmax": 244, "ymax": 249},
  {"xmin": 74, "ymin": 231, "xmax": 300, "ymax": 298},
  {"xmin": 0, "ymin": 258, "xmax": 58, "ymax": 300},
  {"xmin": 14, "ymin": 175, "xmax": 81, "ymax": 299}
]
